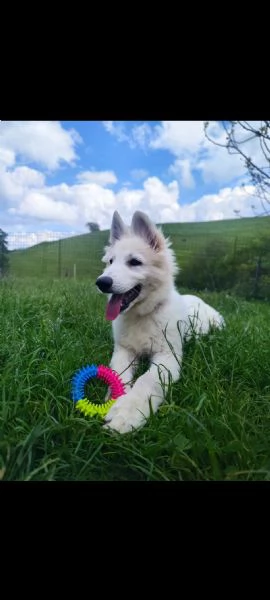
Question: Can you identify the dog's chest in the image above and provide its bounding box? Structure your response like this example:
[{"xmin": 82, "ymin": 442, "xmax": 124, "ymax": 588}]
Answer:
[{"xmin": 113, "ymin": 314, "xmax": 163, "ymax": 355}]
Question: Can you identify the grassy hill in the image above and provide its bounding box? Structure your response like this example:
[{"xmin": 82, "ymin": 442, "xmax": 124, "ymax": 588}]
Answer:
[{"xmin": 9, "ymin": 216, "xmax": 270, "ymax": 280}]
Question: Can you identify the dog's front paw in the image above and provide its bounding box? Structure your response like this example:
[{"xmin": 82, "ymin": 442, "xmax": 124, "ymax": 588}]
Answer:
[{"xmin": 103, "ymin": 393, "xmax": 149, "ymax": 434}]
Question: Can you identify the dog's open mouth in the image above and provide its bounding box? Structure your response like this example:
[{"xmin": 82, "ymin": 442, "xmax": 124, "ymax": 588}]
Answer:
[{"xmin": 106, "ymin": 285, "xmax": 142, "ymax": 321}]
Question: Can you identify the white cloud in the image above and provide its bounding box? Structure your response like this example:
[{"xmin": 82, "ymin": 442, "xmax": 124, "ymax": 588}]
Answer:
[
  {"xmin": 76, "ymin": 170, "xmax": 117, "ymax": 186},
  {"xmin": 102, "ymin": 121, "xmax": 128, "ymax": 143},
  {"xmin": 150, "ymin": 121, "xmax": 205, "ymax": 155},
  {"xmin": 197, "ymin": 146, "xmax": 245, "ymax": 184},
  {"xmin": 0, "ymin": 165, "xmax": 46, "ymax": 205},
  {"xmin": 103, "ymin": 120, "xmax": 265, "ymax": 189},
  {"xmin": 8, "ymin": 166, "xmax": 46, "ymax": 188},
  {"xmin": 10, "ymin": 192, "xmax": 78, "ymax": 223},
  {"xmin": 130, "ymin": 123, "xmax": 152, "ymax": 150},
  {"xmin": 169, "ymin": 159, "xmax": 195, "ymax": 188},
  {"xmin": 103, "ymin": 121, "xmax": 152, "ymax": 151},
  {"xmin": 7, "ymin": 180, "xmax": 117, "ymax": 228},
  {"xmin": 150, "ymin": 121, "xmax": 270, "ymax": 188},
  {"xmin": 130, "ymin": 168, "xmax": 149, "ymax": 181},
  {"xmin": 3, "ymin": 166, "xmax": 264, "ymax": 238},
  {"xmin": 177, "ymin": 184, "xmax": 261, "ymax": 223},
  {"xmin": 104, "ymin": 120, "xmax": 205, "ymax": 156},
  {"xmin": 0, "ymin": 147, "xmax": 15, "ymax": 168},
  {"xmin": 0, "ymin": 121, "xmax": 82, "ymax": 170},
  {"xmin": 3, "ymin": 166, "xmax": 183, "ymax": 229},
  {"xmin": 149, "ymin": 121, "xmax": 249, "ymax": 186},
  {"xmin": 114, "ymin": 178, "xmax": 181, "ymax": 224},
  {"xmin": 143, "ymin": 177, "xmax": 179, "ymax": 207}
]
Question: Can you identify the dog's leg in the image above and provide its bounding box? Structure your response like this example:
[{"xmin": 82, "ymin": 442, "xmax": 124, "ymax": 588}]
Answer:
[
  {"xmin": 104, "ymin": 346, "xmax": 136, "ymax": 400},
  {"xmin": 104, "ymin": 350, "xmax": 181, "ymax": 434}
]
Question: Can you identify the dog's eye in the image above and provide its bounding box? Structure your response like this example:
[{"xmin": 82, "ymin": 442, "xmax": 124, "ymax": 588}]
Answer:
[
  {"xmin": 128, "ymin": 258, "xmax": 142, "ymax": 267},
  {"xmin": 109, "ymin": 258, "xmax": 113, "ymax": 264}
]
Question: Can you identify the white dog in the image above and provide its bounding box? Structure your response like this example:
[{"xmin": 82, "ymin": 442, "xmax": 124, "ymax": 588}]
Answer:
[{"xmin": 96, "ymin": 211, "xmax": 224, "ymax": 434}]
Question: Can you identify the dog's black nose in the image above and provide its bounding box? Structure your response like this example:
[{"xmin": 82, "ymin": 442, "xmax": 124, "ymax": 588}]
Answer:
[{"xmin": 96, "ymin": 276, "xmax": 113, "ymax": 293}]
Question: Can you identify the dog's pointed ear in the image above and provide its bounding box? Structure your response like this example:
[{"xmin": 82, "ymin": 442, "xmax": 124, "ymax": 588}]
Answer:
[
  {"xmin": 131, "ymin": 211, "xmax": 164, "ymax": 251},
  {"xmin": 110, "ymin": 211, "xmax": 127, "ymax": 244}
]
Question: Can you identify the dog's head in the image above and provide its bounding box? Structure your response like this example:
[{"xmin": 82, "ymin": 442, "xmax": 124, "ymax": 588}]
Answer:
[{"xmin": 96, "ymin": 211, "xmax": 178, "ymax": 321}]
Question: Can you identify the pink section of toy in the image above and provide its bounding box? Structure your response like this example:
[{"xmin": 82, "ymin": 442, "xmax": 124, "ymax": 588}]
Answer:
[{"xmin": 97, "ymin": 365, "xmax": 126, "ymax": 399}]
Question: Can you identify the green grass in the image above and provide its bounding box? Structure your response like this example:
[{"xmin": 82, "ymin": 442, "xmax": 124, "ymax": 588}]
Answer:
[
  {"xmin": 9, "ymin": 215, "xmax": 270, "ymax": 279},
  {"xmin": 1, "ymin": 278, "xmax": 270, "ymax": 481}
]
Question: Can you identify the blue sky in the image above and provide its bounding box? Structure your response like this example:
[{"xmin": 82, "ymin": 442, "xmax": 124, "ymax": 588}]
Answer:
[
  {"xmin": 60, "ymin": 121, "xmax": 220, "ymax": 203},
  {"xmin": 0, "ymin": 120, "xmax": 261, "ymax": 248}
]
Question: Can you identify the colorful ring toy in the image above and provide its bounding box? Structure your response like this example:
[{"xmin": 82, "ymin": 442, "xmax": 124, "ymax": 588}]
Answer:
[{"xmin": 71, "ymin": 364, "xmax": 125, "ymax": 418}]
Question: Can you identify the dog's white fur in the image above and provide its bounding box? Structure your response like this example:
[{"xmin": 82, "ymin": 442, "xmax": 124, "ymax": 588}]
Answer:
[{"xmin": 97, "ymin": 210, "xmax": 225, "ymax": 434}]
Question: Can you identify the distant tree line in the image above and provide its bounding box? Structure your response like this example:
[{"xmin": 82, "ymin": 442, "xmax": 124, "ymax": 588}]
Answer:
[{"xmin": 177, "ymin": 236, "xmax": 270, "ymax": 300}]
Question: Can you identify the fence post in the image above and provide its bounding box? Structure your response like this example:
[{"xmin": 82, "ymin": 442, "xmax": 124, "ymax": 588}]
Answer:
[
  {"xmin": 233, "ymin": 236, "xmax": 238, "ymax": 261},
  {"xmin": 253, "ymin": 254, "xmax": 262, "ymax": 298},
  {"xmin": 58, "ymin": 239, "xmax": 62, "ymax": 278},
  {"xmin": 42, "ymin": 244, "xmax": 47, "ymax": 277}
]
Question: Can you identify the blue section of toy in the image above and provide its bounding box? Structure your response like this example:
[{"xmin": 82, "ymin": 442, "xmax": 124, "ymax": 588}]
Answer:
[{"xmin": 71, "ymin": 364, "xmax": 98, "ymax": 403}]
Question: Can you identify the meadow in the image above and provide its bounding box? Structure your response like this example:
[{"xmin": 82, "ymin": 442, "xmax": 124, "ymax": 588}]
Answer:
[{"xmin": 1, "ymin": 277, "xmax": 269, "ymax": 481}]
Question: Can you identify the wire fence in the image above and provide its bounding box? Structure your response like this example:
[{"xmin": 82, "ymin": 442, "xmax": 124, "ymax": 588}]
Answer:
[
  {"xmin": 1, "ymin": 231, "xmax": 270, "ymax": 300},
  {"xmin": 7, "ymin": 231, "xmax": 81, "ymax": 251}
]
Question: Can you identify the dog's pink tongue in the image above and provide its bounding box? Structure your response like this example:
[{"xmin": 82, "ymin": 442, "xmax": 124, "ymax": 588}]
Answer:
[{"xmin": 106, "ymin": 294, "xmax": 123, "ymax": 321}]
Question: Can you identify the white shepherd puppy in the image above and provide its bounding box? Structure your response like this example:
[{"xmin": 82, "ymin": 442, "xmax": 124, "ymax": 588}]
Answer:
[{"xmin": 96, "ymin": 211, "xmax": 225, "ymax": 434}]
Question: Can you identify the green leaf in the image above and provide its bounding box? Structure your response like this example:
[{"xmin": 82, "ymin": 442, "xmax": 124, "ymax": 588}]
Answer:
[{"xmin": 173, "ymin": 433, "xmax": 192, "ymax": 451}]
